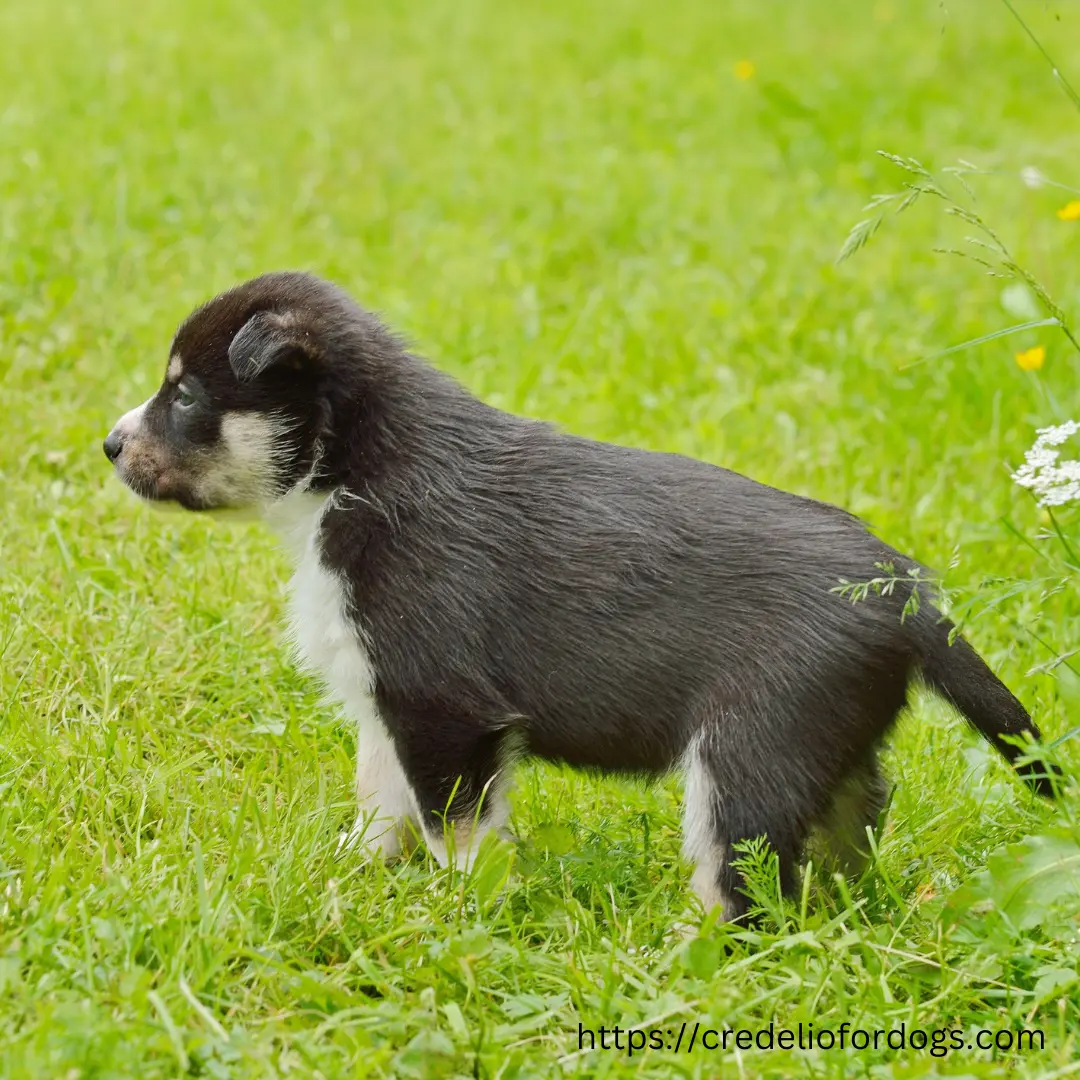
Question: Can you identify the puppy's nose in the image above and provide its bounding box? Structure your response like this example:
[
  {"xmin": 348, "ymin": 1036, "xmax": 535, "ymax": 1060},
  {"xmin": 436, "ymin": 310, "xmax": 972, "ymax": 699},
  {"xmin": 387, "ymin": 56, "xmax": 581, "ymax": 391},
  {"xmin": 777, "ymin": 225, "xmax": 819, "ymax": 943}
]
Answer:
[{"xmin": 103, "ymin": 430, "xmax": 125, "ymax": 463}]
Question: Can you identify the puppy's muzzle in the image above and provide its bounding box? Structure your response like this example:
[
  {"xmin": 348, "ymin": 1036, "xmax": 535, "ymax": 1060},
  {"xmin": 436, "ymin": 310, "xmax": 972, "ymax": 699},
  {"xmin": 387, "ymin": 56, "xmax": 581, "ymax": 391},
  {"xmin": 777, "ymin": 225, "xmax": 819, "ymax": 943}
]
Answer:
[
  {"xmin": 104, "ymin": 401, "xmax": 148, "ymax": 467},
  {"xmin": 103, "ymin": 400, "xmax": 181, "ymax": 503}
]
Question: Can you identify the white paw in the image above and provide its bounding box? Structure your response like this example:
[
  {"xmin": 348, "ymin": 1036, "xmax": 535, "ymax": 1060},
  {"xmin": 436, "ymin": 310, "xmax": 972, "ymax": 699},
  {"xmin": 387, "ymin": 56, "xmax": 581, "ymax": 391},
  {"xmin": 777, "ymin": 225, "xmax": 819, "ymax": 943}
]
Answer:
[
  {"xmin": 424, "ymin": 821, "xmax": 497, "ymax": 874},
  {"xmin": 340, "ymin": 812, "xmax": 413, "ymax": 860}
]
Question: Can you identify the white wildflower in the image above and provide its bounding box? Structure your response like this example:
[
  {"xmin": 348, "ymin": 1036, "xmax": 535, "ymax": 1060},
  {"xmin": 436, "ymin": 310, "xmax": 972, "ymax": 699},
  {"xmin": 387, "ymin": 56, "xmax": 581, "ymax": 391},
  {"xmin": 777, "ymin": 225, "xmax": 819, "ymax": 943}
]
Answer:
[
  {"xmin": 1021, "ymin": 165, "xmax": 1047, "ymax": 190},
  {"xmin": 1012, "ymin": 421, "xmax": 1080, "ymax": 506}
]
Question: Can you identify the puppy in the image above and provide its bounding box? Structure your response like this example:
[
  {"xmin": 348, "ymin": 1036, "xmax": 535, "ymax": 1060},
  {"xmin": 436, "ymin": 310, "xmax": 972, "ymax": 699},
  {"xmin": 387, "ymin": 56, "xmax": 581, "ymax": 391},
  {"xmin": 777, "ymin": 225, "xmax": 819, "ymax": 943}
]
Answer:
[{"xmin": 104, "ymin": 271, "xmax": 1058, "ymax": 921}]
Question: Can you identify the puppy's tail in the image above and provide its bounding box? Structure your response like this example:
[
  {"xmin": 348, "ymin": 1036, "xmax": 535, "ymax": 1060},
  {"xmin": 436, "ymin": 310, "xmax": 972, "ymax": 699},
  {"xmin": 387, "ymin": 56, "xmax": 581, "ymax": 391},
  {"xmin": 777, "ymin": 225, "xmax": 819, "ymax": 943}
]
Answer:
[{"xmin": 918, "ymin": 619, "xmax": 1062, "ymax": 798}]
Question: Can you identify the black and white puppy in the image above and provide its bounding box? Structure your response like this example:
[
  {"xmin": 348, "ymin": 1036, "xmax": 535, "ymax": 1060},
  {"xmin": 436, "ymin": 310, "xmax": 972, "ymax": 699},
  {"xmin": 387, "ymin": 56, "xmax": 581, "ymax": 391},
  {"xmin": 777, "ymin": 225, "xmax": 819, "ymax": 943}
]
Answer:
[{"xmin": 104, "ymin": 271, "xmax": 1057, "ymax": 921}]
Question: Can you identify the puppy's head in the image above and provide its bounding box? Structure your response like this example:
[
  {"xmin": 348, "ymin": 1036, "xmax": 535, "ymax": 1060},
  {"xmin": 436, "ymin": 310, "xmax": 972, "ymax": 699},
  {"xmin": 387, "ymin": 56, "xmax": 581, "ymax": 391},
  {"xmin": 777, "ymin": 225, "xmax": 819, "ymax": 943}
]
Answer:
[{"xmin": 104, "ymin": 272, "xmax": 374, "ymax": 512}]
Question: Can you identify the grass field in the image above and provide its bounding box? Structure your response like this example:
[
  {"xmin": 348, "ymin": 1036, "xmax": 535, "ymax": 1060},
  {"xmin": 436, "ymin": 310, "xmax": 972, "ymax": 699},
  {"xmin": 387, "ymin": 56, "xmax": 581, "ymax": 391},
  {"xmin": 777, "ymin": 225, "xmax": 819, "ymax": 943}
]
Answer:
[{"xmin": 2, "ymin": 0, "xmax": 1080, "ymax": 1075}]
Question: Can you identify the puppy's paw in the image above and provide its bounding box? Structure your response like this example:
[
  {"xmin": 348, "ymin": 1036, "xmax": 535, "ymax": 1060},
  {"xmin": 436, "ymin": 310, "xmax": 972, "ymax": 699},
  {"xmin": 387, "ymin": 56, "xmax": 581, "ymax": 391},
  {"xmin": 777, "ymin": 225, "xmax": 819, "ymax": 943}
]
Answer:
[
  {"xmin": 664, "ymin": 919, "xmax": 701, "ymax": 945},
  {"xmin": 339, "ymin": 814, "xmax": 416, "ymax": 861}
]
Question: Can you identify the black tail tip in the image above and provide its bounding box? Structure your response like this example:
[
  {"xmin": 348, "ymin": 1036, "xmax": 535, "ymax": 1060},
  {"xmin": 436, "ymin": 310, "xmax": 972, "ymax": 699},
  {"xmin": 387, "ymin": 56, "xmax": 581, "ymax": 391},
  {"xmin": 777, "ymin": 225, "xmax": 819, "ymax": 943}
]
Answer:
[{"xmin": 1015, "ymin": 757, "xmax": 1066, "ymax": 799}]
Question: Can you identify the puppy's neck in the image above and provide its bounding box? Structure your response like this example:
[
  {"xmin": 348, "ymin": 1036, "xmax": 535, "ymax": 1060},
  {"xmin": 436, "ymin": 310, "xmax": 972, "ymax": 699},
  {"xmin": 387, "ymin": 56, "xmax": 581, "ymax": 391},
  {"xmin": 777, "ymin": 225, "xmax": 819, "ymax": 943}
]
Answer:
[{"xmin": 262, "ymin": 486, "xmax": 332, "ymax": 562}]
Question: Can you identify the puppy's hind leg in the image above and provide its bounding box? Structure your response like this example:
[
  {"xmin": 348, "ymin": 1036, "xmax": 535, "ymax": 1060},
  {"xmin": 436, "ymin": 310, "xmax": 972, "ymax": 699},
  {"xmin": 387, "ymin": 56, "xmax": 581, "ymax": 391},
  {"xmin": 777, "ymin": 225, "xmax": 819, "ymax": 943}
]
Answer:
[
  {"xmin": 682, "ymin": 728, "xmax": 739, "ymax": 918},
  {"xmin": 814, "ymin": 753, "xmax": 889, "ymax": 878},
  {"xmin": 681, "ymin": 709, "xmax": 814, "ymax": 924}
]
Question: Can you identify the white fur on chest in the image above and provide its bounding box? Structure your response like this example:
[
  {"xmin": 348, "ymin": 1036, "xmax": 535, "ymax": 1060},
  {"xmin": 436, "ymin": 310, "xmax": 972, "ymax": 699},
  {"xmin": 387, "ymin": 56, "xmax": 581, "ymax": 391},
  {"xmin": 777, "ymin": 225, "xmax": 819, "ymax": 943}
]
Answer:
[
  {"xmin": 267, "ymin": 490, "xmax": 376, "ymax": 715},
  {"xmin": 263, "ymin": 489, "xmax": 418, "ymax": 856}
]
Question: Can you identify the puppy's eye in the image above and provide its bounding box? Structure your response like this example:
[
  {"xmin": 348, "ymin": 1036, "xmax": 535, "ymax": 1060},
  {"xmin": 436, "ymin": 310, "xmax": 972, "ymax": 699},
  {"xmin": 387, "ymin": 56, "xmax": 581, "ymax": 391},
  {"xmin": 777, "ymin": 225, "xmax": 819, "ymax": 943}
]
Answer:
[{"xmin": 175, "ymin": 386, "xmax": 197, "ymax": 409}]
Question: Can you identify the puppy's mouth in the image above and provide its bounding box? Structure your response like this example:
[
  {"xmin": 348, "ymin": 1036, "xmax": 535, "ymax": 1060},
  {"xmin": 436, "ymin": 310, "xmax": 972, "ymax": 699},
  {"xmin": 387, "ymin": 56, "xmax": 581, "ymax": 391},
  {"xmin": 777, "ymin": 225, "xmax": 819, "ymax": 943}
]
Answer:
[
  {"xmin": 114, "ymin": 466, "xmax": 197, "ymax": 510},
  {"xmin": 112, "ymin": 454, "xmax": 260, "ymax": 517},
  {"xmin": 105, "ymin": 438, "xmax": 210, "ymax": 509}
]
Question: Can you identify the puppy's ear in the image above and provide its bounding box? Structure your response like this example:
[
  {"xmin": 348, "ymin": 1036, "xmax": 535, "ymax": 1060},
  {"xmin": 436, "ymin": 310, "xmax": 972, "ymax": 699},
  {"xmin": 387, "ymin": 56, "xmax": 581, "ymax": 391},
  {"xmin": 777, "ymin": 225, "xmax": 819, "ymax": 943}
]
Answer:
[{"xmin": 228, "ymin": 311, "xmax": 318, "ymax": 382}]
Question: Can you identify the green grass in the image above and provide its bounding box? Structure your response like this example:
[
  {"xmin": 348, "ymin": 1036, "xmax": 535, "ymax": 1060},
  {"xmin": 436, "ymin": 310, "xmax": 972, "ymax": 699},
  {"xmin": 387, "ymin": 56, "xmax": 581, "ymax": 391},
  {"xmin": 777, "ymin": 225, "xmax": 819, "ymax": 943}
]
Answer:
[{"xmin": 2, "ymin": 0, "xmax": 1080, "ymax": 1075}]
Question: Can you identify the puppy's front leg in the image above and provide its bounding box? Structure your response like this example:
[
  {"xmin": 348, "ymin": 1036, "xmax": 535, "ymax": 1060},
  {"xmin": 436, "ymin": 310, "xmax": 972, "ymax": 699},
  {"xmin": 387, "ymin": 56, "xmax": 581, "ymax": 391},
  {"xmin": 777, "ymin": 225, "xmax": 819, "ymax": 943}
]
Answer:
[
  {"xmin": 348, "ymin": 711, "xmax": 419, "ymax": 858},
  {"xmin": 386, "ymin": 706, "xmax": 513, "ymax": 873}
]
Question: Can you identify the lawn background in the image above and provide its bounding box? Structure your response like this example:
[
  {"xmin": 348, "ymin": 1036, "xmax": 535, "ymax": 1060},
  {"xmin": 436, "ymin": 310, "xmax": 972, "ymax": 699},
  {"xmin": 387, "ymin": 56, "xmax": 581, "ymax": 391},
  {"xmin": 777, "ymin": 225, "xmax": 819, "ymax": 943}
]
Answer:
[{"xmin": 1, "ymin": 0, "xmax": 1079, "ymax": 1075}]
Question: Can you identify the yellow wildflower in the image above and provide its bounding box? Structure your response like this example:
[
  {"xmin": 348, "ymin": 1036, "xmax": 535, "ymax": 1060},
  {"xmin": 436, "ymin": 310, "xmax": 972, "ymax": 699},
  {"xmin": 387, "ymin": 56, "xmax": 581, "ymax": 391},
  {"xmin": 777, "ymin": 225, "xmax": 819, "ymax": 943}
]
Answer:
[
  {"xmin": 1056, "ymin": 200, "xmax": 1080, "ymax": 221},
  {"xmin": 1015, "ymin": 345, "xmax": 1045, "ymax": 371},
  {"xmin": 733, "ymin": 60, "xmax": 755, "ymax": 81}
]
